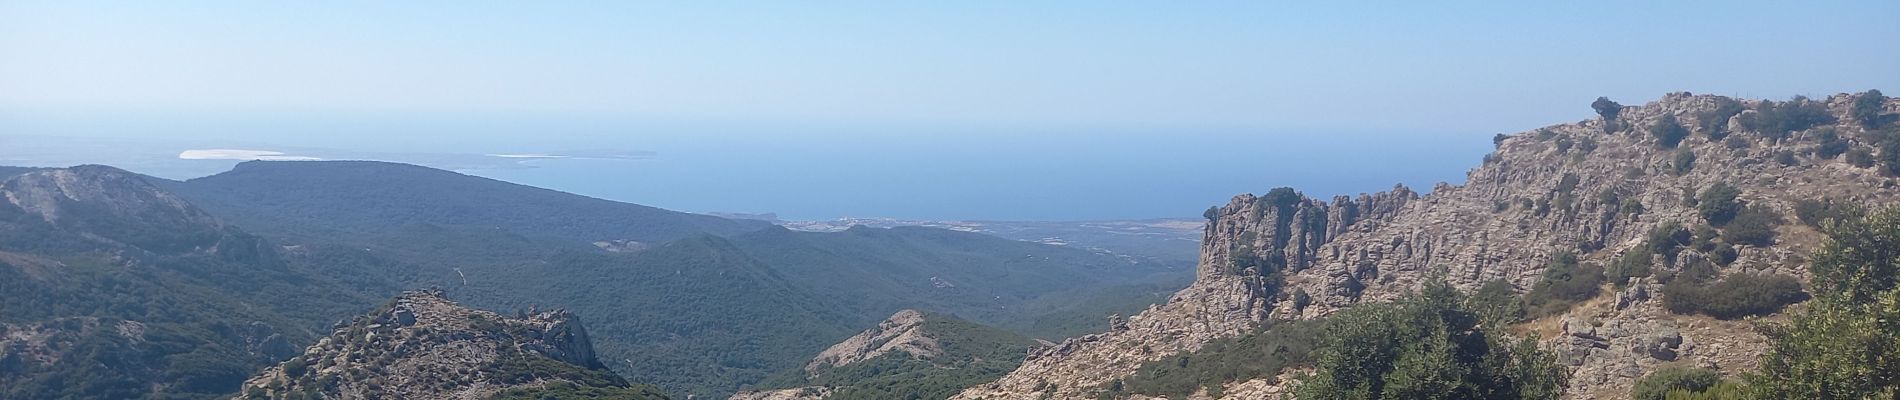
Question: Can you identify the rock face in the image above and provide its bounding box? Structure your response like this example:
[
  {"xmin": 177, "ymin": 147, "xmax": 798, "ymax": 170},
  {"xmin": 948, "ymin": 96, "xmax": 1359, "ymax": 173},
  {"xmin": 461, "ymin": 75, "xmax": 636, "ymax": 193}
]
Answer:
[
  {"xmin": 803, "ymin": 309, "xmax": 943, "ymax": 374},
  {"xmin": 233, "ymin": 290, "xmax": 663, "ymax": 400},
  {"xmin": 0, "ymin": 165, "xmax": 255, "ymax": 256},
  {"xmin": 954, "ymin": 92, "xmax": 1899, "ymax": 399}
]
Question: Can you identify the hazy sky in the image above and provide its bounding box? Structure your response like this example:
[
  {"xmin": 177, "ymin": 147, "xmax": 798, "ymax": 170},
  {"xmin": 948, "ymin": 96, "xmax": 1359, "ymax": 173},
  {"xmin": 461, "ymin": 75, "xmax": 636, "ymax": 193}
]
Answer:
[{"xmin": 3, "ymin": 1, "xmax": 1897, "ymax": 219}]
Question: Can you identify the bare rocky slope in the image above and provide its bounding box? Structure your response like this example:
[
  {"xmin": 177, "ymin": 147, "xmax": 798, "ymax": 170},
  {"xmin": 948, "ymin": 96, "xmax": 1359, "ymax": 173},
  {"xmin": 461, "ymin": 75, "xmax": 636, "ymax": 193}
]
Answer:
[
  {"xmin": 953, "ymin": 91, "xmax": 1898, "ymax": 399},
  {"xmin": 733, "ymin": 310, "xmax": 1041, "ymax": 400},
  {"xmin": 234, "ymin": 289, "xmax": 667, "ymax": 400}
]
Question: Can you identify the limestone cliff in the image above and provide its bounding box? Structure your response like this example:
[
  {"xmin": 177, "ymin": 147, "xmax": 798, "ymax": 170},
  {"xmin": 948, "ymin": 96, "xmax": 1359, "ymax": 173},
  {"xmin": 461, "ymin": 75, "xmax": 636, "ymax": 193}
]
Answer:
[{"xmin": 954, "ymin": 91, "xmax": 1898, "ymax": 399}]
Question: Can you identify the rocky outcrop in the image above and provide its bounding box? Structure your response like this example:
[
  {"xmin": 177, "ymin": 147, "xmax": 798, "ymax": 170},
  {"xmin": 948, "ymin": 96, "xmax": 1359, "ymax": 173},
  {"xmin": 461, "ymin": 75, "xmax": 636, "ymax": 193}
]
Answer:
[
  {"xmin": 0, "ymin": 165, "xmax": 263, "ymax": 258},
  {"xmin": 233, "ymin": 290, "xmax": 663, "ymax": 400},
  {"xmin": 955, "ymin": 91, "xmax": 1898, "ymax": 399},
  {"xmin": 803, "ymin": 309, "xmax": 942, "ymax": 374},
  {"xmin": 737, "ymin": 309, "xmax": 1039, "ymax": 400}
]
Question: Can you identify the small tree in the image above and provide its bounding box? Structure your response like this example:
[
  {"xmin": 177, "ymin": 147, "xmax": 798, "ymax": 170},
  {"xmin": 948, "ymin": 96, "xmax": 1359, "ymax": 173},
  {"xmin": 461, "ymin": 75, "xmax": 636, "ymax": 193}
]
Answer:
[
  {"xmin": 1651, "ymin": 117, "xmax": 1691, "ymax": 148},
  {"xmin": 1883, "ymin": 139, "xmax": 1900, "ymax": 176},
  {"xmin": 1593, "ymin": 97, "xmax": 1623, "ymax": 121},
  {"xmin": 1697, "ymin": 183, "xmax": 1742, "ymax": 226},
  {"xmin": 1695, "ymin": 97, "xmax": 1746, "ymax": 139},
  {"xmin": 1725, "ymin": 204, "xmax": 1783, "ymax": 246},
  {"xmin": 1296, "ymin": 280, "xmax": 1567, "ymax": 400},
  {"xmin": 1847, "ymin": 147, "xmax": 1876, "ymax": 168},
  {"xmin": 1852, "ymin": 89, "xmax": 1886, "ymax": 129},
  {"xmin": 1750, "ymin": 208, "xmax": 1900, "ymax": 398}
]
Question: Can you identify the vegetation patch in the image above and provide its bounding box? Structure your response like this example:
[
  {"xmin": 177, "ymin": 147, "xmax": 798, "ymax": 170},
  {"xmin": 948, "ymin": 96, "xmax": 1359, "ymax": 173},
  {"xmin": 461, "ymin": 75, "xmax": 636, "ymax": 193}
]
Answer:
[{"xmin": 1119, "ymin": 320, "xmax": 1327, "ymax": 399}]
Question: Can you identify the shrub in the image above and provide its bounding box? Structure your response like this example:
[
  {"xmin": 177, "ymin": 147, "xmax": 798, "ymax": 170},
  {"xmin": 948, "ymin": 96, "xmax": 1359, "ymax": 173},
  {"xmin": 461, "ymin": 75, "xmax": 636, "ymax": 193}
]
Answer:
[
  {"xmin": 1663, "ymin": 272, "xmax": 1806, "ymax": 319},
  {"xmin": 1262, "ymin": 187, "xmax": 1301, "ymax": 212},
  {"xmin": 1773, "ymin": 150, "xmax": 1798, "ymax": 166},
  {"xmin": 1296, "ymin": 280, "xmax": 1567, "ymax": 400},
  {"xmin": 1494, "ymin": 133, "xmax": 1509, "ymax": 147},
  {"xmin": 1847, "ymin": 147, "xmax": 1876, "ymax": 168},
  {"xmin": 1555, "ymin": 137, "xmax": 1573, "ymax": 153},
  {"xmin": 1652, "ymin": 117, "xmax": 1691, "ymax": 148},
  {"xmin": 1885, "ymin": 140, "xmax": 1900, "ymax": 176},
  {"xmin": 1647, "ymin": 222, "xmax": 1692, "ymax": 257},
  {"xmin": 1710, "ymin": 246, "xmax": 1738, "ymax": 266},
  {"xmin": 1292, "ymin": 288, "xmax": 1312, "ymax": 313},
  {"xmin": 1671, "ymin": 150, "xmax": 1696, "ymax": 175},
  {"xmin": 1697, "ymin": 183, "xmax": 1742, "ymax": 226},
  {"xmin": 1593, "ymin": 97, "xmax": 1622, "ymax": 121},
  {"xmin": 1470, "ymin": 279, "xmax": 1524, "ymax": 323},
  {"xmin": 1524, "ymin": 252, "xmax": 1605, "ymax": 318},
  {"xmin": 1724, "ymin": 204, "xmax": 1783, "ymax": 246},
  {"xmin": 1556, "ymin": 173, "xmax": 1581, "ymax": 194},
  {"xmin": 1690, "ymin": 224, "xmax": 1719, "ymax": 252},
  {"xmin": 1579, "ymin": 137, "xmax": 1599, "ymax": 153},
  {"xmin": 1752, "ymin": 208, "xmax": 1900, "ymax": 398},
  {"xmin": 1631, "ymin": 366, "xmax": 1719, "ymax": 400},
  {"xmin": 1695, "ymin": 97, "xmax": 1746, "ymax": 139},
  {"xmin": 1608, "ymin": 247, "xmax": 1655, "ymax": 285},
  {"xmin": 1852, "ymin": 89, "xmax": 1886, "ymax": 129},
  {"xmin": 1745, "ymin": 97, "xmax": 1835, "ymax": 141},
  {"xmin": 1123, "ymin": 320, "xmax": 1326, "ymax": 399},
  {"xmin": 1813, "ymin": 127, "xmax": 1851, "ymax": 159},
  {"xmin": 283, "ymin": 356, "xmax": 310, "ymax": 379},
  {"xmin": 1620, "ymin": 197, "xmax": 1645, "ymax": 216},
  {"xmin": 1794, "ymin": 198, "xmax": 1865, "ymax": 227}
]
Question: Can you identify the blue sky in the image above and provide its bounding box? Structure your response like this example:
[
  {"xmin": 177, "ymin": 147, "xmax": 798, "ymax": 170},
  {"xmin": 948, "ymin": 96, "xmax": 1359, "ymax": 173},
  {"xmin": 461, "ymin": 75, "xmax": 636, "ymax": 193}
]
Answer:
[{"xmin": 2, "ymin": 1, "xmax": 1897, "ymax": 219}]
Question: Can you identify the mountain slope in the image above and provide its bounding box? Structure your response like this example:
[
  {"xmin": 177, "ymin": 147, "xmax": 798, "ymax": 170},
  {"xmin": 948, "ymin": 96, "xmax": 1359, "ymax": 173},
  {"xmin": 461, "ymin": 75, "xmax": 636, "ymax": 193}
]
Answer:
[
  {"xmin": 148, "ymin": 161, "xmax": 1182, "ymax": 397},
  {"xmin": 0, "ymin": 165, "xmax": 407, "ymax": 399},
  {"xmin": 161, "ymin": 160, "xmax": 771, "ymax": 245},
  {"xmin": 735, "ymin": 310, "xmax": 1041, "ymax": 400},
  {"xmin": 953, "ymin": 91, "xmax": 1900, "ymax": 399},
  {"xmin": 726, "ymin": 226, "xmax": 1179, "ymax": 337},
  {"xmin": 234, "ymin": 290, "xmax": 669, "ymax": 400}
]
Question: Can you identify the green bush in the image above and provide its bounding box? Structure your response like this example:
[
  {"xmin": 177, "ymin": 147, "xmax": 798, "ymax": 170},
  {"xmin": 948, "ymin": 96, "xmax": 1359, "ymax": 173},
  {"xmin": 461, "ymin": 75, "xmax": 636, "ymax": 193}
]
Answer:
[
  {"xmin": 1695, "ymin": 97, "xmax": 1746, "ymax": 139},
  {"xmin": 1709, "ymin": 246, "xmax": 1738, "ymax": 266},
  {"xmin": 1123, "ymin": 320, "xmax": 1326, "ymax": 399},
  {"xmin": 1470, "ymin": 279, "xmax": 1525, "ymax": 323},
  {"xmin": 1524, "ymin": 252, "xmax": 1605, "ymax": 318},
  {"xmin": 1751, "ymin": 207, "xmax": 1900, "ymax": 398},
  {"xmin": 1697, "ymin": 183, "xmax": 1742, "ymax": 226},
  {"xmin": 1648, "ymin": 222, "xmax": 1692, "ymax": 257},
  {"xmin": 1724, "ymin": 204, "xmax": 1783, "ymax": 247},
  {"xmin": 1852, "ymin": 89, "xmax": 1886, "ymax": 129},
  {"xmin": 1794, "ymin": 198, "xmax": 1865, "ymax": 228},
  {"xmin": 1672, "ymin": 150, "xmax": 1696, "ymax": 175},
  {"xmin": 1662, "ymin": 272, "xmax": 1806, "ymax": 319},
  {"xmin": 1847, "ymin": 147, "xmax": 1876, "ymax": 168},
  {"xmin": 1608, "ymin": 247, "xmax": 1655, "ymax": 284},
  {"xmin": 1744, "ymin": 97, "xmax": 1835, "ymax": 141},
  {"xmin": 1631, "ymin": 366, "xmax": 1719, "ymax": 400},
  {"xmin": 1295, "ymin": 280, "xmax": 1567, "ymax": 400},
  {"xmin": 1813, "ymin": 127, "xmax": 1851, "ymax": 159},
  {"xmin": 1652, "ymin": 117, "xmax": 1691, "ymax": 148},
  {"xmin": 1690, "ymin": 224, "xmax": 1720, "ymax": 252},
  {"xmin": 283, "ymin": 356, "xmax": 309, "ymax": 379},
  {"xmin": 1884, "ymin": 139, "xmax": 1900, "ymax": 176},
  {"xmin": 1593, "ymin": 97, "xmax": 1622, "ymax": 121}
]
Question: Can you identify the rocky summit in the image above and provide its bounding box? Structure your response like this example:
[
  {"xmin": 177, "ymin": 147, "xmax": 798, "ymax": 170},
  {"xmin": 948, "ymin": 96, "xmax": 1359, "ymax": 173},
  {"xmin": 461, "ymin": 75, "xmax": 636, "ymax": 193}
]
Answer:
[
  {"xmin": 233, "ymin": 290, "xmax": 667, "ymax": 400},
  {"xmin": 953, "ymin": 91, "xmax": 1899, "ymax": 399}
]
